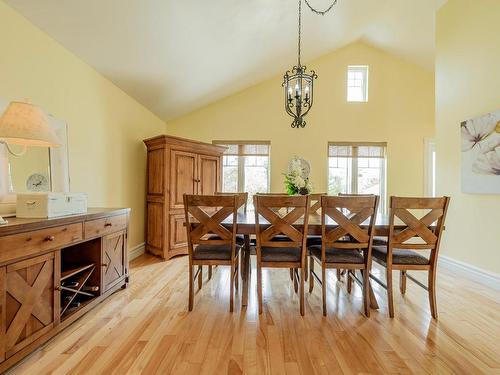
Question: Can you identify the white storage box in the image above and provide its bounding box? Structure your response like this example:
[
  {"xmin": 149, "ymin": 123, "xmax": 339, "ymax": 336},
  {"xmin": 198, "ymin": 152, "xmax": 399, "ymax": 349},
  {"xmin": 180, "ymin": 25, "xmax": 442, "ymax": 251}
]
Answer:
[{"xmin": 16, "ymin": 192, "xmax": 87, "ymax": 218}]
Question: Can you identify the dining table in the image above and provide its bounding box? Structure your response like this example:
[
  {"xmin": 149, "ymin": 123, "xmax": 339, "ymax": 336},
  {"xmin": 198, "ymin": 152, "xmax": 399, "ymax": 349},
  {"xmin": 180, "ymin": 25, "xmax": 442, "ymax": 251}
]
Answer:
[{"xmin": 219, "ymin": 211, "xmax": 398, "ymax": 309}]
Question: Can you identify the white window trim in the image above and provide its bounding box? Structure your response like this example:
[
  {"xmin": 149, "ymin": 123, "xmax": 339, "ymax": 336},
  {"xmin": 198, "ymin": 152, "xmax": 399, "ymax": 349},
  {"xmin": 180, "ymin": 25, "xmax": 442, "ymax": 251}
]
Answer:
[
  {"xmin": 327, "ymin": 141, "xmax": 387, "ymax": 214},
  {"xmin": 213, "ymin": 140, "xmax": 271, "ymax": 194},
  {"xmin": 347, "ymin": 65, "xmax": 369, "ymax": 102}
]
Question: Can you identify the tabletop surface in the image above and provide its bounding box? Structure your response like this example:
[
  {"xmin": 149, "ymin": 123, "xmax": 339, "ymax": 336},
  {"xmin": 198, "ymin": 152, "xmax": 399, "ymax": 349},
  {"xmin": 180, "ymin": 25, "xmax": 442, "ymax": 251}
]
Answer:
[{"xmin": 221, "ymin": 211, "xmax": 391, "ymax": 227}]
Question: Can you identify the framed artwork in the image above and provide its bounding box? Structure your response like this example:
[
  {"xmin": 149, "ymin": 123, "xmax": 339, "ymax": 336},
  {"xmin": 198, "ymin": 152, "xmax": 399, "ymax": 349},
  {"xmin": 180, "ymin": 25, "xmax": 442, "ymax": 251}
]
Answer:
[{"xmin": 461, "ymin": 109, "xmax": 500, "ymax": 193}]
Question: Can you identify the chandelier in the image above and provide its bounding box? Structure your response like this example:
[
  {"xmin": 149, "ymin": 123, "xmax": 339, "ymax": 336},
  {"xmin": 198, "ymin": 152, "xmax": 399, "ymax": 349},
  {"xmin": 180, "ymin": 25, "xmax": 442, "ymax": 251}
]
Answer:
[{"xmin": 282, "ymin": 0, "xmax": 337, "ymax": 128}]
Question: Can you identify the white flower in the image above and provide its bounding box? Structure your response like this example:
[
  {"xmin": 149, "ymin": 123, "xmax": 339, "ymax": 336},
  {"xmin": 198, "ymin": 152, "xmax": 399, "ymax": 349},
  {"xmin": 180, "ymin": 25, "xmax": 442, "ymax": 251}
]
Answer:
[
  {"xmin": 289, "ymin": 158, "xmax": 302, "ymax": 176},
  {"xmin": 461, "ymin": 114, "xmax": 498, "ymax": 151},
  {"xmin": 473, "ymin": 138, "xmax": 500, "ymax": 175},
  {"xmin": 294, "ymin": 175, "xmax": 305, "ymax": 188}
]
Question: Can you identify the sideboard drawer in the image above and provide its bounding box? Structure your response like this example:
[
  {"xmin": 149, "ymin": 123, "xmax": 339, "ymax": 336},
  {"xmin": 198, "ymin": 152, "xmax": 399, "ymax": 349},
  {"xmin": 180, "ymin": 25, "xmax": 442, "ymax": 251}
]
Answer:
[
  {"xmin": 84, "ymin": 214, "xmax": 127, "ymax": 239},
  {"xmin": 0, "ymin": 223, "xmax": 82, "ymax": 264}
]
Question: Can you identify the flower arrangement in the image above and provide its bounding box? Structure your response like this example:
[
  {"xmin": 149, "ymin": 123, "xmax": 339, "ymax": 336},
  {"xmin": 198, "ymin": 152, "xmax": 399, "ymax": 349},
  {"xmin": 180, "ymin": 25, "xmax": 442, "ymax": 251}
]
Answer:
[{"xmin": 284, "ymin": 156, "xmax": 313, "ymax": 195}]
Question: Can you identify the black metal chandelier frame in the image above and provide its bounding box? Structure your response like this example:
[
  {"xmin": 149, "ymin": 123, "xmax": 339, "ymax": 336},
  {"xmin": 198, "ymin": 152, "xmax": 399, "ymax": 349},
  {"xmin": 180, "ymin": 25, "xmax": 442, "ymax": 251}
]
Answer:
[{"xmin": 282, "ymin": 0, "xmax": 337, "ymax": 129}]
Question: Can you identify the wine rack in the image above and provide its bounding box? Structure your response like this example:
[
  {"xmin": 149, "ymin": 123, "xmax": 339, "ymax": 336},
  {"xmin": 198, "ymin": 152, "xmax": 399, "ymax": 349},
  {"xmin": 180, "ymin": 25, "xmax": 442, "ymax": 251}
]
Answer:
[{"xmin": 60, "ymin": 238, "xmax": 102, "ymax": 320}]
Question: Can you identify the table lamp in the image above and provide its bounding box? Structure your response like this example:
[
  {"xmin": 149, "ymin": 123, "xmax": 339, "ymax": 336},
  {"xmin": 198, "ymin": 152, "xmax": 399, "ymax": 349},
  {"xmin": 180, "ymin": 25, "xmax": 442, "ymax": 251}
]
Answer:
[{"xmin": 0, "ymin": 101, "xmax": 61, "ymax": 224}]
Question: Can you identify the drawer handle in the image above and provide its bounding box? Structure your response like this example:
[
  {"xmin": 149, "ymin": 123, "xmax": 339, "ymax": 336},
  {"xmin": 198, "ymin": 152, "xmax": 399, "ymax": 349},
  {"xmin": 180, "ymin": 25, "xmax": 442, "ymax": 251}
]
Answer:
[
  {"xmin": 44, "ymin": 236, "xmax": 55, "ymax": 242},
  {"xmin": 102, "ymin": 263, "xmax": 108, "ymax": 267},
  {"xmin": 104, "ymin": 223, "xmax": 113, "ymax": 227},
  {"xmin": 55, "ymin": 286, "xmax": 61, "ymax": 291}
]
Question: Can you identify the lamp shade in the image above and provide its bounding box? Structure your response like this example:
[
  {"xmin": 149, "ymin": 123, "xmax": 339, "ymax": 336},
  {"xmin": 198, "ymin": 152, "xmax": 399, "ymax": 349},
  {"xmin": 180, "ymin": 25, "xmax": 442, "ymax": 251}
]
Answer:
[{"xmin": 0, "ymin": 101, "xmax": 60, "ymax": 147}]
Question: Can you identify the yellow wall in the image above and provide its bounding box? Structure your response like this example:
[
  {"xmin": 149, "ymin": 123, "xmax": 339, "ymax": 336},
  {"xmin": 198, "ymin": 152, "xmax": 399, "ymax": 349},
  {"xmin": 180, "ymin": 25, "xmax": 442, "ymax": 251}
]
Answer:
[
  {"xmin": 167, "ymin": 42, "xmax": 435, "ymax": 203},
  {"xmin": 0, "ymin": 2, "xmax": 165, "ymax": 250},
  {"xmin": 436, "ymin": 0, "xmax": 500, "ymax": 274}
]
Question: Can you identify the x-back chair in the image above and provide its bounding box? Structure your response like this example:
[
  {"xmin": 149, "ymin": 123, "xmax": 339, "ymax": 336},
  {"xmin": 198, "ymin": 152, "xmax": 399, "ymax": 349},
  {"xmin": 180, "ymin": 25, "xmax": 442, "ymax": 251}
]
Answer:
[
  {"xmin": 183, "ymin": 194, "xmax": 241, "ymax": 312},
  {"xmin": 253, "ymin": 194, "xmax": 311, "ymax": 315},
  {"xmin": 370, "ymin": 196, "xmax": 450, "ymax": 318},
  {"xmin": 309, "ymin": 195, "xmax": 379, "ymax": 316}
]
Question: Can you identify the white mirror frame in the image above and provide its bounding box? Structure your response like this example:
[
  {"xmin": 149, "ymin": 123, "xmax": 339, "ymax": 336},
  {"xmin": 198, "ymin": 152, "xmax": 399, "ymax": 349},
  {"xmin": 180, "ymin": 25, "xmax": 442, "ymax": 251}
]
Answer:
[{"xmin": 0, "ymin": 99, "xmax": 70, "ymax": 217}]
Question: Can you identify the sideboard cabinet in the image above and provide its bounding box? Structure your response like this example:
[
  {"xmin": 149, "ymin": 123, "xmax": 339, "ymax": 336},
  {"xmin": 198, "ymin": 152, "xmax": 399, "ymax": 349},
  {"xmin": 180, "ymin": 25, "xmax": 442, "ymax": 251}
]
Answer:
[
  {"xmin": 0, "ymin": 208, "xmax": 130, "ymax": 372},
  {"xmin": 143, "ymin": 135, "xmax": 225, "ymax": 259}
]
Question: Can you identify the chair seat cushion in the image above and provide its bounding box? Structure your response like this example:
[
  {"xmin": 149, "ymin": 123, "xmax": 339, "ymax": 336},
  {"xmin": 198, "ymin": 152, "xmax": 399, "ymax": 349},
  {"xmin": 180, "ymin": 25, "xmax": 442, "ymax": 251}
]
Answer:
[
  {"xmin": 372, "ymin": 246, "xmax": 429, "ymax": 265},
  {"xmin": 261, "ymin": 246, "xmax": 301, "ymax": 262},
  {"xmin": 208, "ymin": 234, "xmax": 245, "ymax": 246},
  {"xmin": 270, "ymin": 235, "xmax": 292, "ymax": 242},
  {"xmin": 372, "ymin": 236, "xmax": 388, "ymax": 246},
  {"xmin": 308, "ymin": 245, "xmax": 364, "ymax": 264},
  {"xmin": 193, "ymin": 244, "xmax": 240, "ymax": 261},
  {"xmin": 306, "ymin": 235, "xmax": 322, "ymax": 247}
]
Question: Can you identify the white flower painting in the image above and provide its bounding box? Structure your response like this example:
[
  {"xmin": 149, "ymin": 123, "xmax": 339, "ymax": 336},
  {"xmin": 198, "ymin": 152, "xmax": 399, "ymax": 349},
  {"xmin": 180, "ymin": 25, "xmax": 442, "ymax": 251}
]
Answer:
[{"xmin": 461, "ymin": 109, "xmax": 500, "ymax": 193}]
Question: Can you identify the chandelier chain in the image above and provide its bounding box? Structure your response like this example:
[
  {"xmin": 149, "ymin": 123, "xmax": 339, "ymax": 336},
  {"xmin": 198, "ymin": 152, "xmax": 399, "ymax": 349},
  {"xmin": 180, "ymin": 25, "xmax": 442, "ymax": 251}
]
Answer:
[
  {"xmin": 298, "ymin": 0, "xmax": 302, "ymax": 66},
  {"xmin": 304, "ymin": 0, "xmax": 338, "ymax": 15}
]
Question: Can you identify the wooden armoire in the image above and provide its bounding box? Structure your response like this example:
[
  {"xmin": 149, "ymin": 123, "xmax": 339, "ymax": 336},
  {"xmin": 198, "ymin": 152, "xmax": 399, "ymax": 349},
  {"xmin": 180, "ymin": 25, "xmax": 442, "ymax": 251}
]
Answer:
[{"xmin": 143, "ymin": 135, "xmax": 225, "ymax": 259}]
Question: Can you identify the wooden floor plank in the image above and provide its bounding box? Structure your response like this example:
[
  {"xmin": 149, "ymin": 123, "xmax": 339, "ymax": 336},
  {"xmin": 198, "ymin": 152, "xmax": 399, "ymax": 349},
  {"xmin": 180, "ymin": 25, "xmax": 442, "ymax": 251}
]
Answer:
[{"xmin": 5, "ymin": 254, "xmax": 500, "ymax": 375}]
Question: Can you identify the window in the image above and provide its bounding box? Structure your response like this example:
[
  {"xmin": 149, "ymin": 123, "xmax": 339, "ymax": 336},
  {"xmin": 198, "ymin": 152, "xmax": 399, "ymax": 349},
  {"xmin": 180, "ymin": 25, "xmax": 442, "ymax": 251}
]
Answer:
[
  {"xmin": 328, "ymin": 142, "xmax": 387, "ymax": 212},
  {"xmin": 424, "ymin": 139, "xmax": 436, "ymax": 197},
  {"xmin": 213, "ymin": 141, "xmax": 270, "ymax": 206},
  {"xmin": 347, "ymin": 65, "xmax": 368, "ymax": 102}
]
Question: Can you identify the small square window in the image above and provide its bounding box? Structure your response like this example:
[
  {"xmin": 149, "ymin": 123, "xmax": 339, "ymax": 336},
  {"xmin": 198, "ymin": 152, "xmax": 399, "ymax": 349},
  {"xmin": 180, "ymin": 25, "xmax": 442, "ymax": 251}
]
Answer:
[{"xmin": 347, "ymin": 65, "xmax": 368, "ymax": 102}]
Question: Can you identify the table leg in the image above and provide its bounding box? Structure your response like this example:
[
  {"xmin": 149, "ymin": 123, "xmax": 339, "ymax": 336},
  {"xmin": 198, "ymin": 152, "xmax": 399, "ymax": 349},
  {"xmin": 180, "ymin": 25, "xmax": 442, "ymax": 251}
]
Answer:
[
  {"xmin": 360, "ymin": 269, "xmax": 379, "ymax": 310},
  {"xmin": 242, "ymin": 235, "xmax": 251, "ymax": 307}
]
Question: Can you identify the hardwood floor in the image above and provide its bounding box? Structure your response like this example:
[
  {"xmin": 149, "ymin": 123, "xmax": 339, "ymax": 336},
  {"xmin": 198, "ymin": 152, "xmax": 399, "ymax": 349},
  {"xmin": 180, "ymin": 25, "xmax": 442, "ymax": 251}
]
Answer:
[{"xmin": 7, "ymin": 254, "xmax": 500, "ymax": 375}]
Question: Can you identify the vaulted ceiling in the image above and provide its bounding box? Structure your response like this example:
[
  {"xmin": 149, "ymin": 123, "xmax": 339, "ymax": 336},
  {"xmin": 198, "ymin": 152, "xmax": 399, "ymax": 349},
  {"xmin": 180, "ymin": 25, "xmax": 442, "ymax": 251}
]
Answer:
[{"xmin": 5, "ymin": 0, "xmax": 446, "ymax": 121}]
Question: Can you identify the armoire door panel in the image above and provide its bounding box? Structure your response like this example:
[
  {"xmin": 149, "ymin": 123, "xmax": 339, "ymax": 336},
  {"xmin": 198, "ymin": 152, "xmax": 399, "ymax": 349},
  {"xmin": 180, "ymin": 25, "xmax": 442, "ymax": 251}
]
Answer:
[
  {"xmin": 198, "ymin": 155, "xmax": 219, "ymax": 195},
  {"xmin": 170, "ymin": 151, "xmax": 197, "ymax": 209}
]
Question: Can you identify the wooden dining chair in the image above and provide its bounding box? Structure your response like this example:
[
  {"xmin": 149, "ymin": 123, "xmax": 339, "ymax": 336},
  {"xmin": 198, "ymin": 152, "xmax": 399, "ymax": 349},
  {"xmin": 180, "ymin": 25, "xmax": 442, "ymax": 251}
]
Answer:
[
  {"xmin": 253, "ymin": 194, "xmax": 310, "ymax": 316},
  {"xmin": 210, "ymin": 192, "xmax": 249, "ymax": 280},
  {"xmin": 309, "ymin": 195, "xmax": 379, "ymax": 316},
  {"xmin": 369, "ymin": 196, "xmax": 450, "ymax": 318},
  {"xmin": 215, "ymin": 192, "xmax": 248, "ymax": 213},
  {"xmin": 183, "ymin": 194, "xmax": 241, "ymax": 312},
  {"xmin": 335, "ymin": 193, "xmax": 382, "ymax": 280}
]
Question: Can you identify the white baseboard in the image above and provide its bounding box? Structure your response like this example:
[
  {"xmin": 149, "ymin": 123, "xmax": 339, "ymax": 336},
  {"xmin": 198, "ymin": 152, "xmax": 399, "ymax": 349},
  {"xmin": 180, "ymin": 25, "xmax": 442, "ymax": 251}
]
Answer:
[
  {"xmin": 129, "ymin": 242, "xmax": 145, "ymax": 261},
  {"xmin": 439, "ymin": 255, "xmax": 500, "ymax": 291}
]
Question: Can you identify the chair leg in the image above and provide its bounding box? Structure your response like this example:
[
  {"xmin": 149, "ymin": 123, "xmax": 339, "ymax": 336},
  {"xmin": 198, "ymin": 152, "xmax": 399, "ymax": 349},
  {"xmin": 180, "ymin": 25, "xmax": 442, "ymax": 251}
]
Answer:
[
  {"xmin": 428, "ymin": 268, "xmax": 438, "ymax": 319},
  {"xmin": 386, "ymin": 267, "xmax": 394, "ymax": 318},
  {"xmin": 235, "ymin": 259, "xmax": 239, "ymax": 290},
  {"xmin": 188, "ymin": 265, "xmax": 194, "ymax": 311},
  {"xmin": 240, "ymin": 250, "xmax": 245, "ymax": 281},
  {"xmin": 208, "ymin": 265, "xmax": 212, "ymax": 281},
  {"xmin": 363, "ymin": 269, "xmax": 370, "ymax": 317},
  {"xmin": 347, "ymin": 271, "xmax": 353, "ymax": 294},
  {"xmin": 257, "ymin": 264, "xmax": 263, "ymax": 315},
  {"xmin": 304, "ymin": 256, "xmax": 308, "ymax": 282},
  {"xmin": 290, "ymin": 268, "xmax": 294, "ymax": 281},
  {"xmin": 293, "ymin": 268, "xmax": 299, "ymax": 293},
  {"xmin": 300, "ymin": 267, "xmax": 305, "ymax": 316},
  {"xmin": 198, "ymin": 265, "xmax": 203, "ymax": 290},
  {"xmin": 400, "ymin": 270, "xmax": 407, "ymax": 294},
  {"xmin": 336, "ymin": 269, "xmax": 342, "ymax": 281},
  {"xmin": 322, "ymin": 267, "xmax": 327, "ymax": 316},
  {"xmin": 229, "ymin": 264, "xmax": 235, "ymax": 312},
  {"xmin": 309, "ymin": 256, "xmax": 314, "ymax": 293}
]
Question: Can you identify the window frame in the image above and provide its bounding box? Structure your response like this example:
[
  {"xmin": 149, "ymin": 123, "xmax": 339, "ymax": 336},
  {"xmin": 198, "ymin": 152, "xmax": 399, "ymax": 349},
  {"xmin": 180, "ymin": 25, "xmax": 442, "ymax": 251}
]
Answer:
[
  {"xmin": 212, "ymin": 140, "xmax": 271, "ymax": 194},
  {"xmin": 327, "ymin": 141, "xmax": 387, "ymax": 213},
  {"xmin": 347, "ymin": 65, "xmax": 369, "ymax": 102}
]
